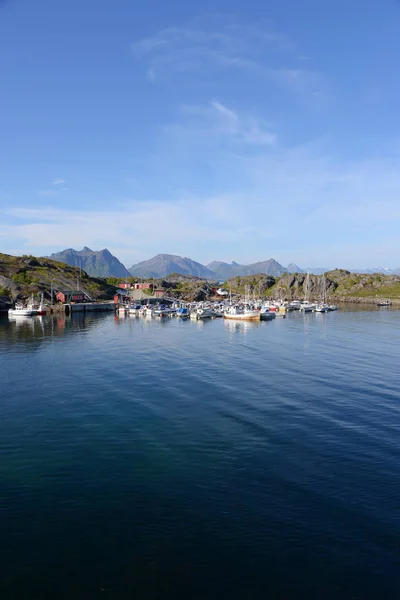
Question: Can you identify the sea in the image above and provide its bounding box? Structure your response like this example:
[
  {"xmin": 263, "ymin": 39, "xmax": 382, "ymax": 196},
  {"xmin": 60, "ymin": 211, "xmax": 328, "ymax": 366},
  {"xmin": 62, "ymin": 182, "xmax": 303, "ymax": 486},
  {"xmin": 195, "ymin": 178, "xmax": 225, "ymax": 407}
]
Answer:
[{"xmin": 0, "ymin": 307, "xmax": 399, "ymax": 600}]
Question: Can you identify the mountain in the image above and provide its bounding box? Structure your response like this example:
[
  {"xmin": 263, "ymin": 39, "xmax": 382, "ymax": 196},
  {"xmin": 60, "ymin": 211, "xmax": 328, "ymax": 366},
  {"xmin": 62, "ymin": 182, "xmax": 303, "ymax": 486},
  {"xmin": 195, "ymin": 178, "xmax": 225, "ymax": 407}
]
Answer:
[
  {"xmin": 206, "ymin": 261, "xmax": 242, "ymax": 280},
  {"xmin": 350, "ymin": 267, "xmax": 397, "ymax": 275},
  {"xmin": 207, "ymin": 258, "xmax": 287, "ymax": 278},
  {"xmin": 49, "ymin": 247, "xmax": 130, "ymax": 278},
  {"xmin": 287, "ymin": 263, "xmax": 303, "ymax": 273},
  {"xmin": 128, "ymin": 254, "xmax": 217, "ymax": 279}
]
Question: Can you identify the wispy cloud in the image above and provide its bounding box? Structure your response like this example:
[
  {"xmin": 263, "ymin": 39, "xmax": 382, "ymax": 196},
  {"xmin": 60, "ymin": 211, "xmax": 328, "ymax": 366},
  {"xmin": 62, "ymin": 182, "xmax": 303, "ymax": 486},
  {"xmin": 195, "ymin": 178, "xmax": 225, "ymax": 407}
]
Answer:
[
  {"xmin": 165, "ymin": 100, "xmax": 277, "ymax": 147},
  {"xmin": 131, "ymin": 17, "xmax": 295, "ymax": 82},
  {"xmin": 37, "ymin": 179, "xmax": 68, "ymax": 197},
  {"xmin": 131, "ymin": 17, "xmax": 328, "ymax": 107}
]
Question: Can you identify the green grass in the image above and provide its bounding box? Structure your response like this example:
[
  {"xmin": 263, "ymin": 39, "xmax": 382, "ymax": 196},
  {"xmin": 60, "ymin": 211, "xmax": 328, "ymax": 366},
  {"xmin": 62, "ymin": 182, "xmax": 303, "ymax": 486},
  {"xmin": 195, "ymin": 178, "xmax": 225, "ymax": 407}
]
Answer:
[{"xmin": 345, "ymin": 283, "xmax": 400, "ymax": 299}]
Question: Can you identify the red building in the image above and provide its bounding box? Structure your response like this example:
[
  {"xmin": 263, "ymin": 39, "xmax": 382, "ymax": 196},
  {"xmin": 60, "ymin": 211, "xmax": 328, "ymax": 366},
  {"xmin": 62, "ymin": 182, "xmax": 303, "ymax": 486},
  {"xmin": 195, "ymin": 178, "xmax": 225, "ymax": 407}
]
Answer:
[
  {"xmin": 134, "ymin": 282, "xmax": 153, "ymax": 290},
  {"xmin": 118, "ymin": 282, "xmax": 132, "ymax": 290},
  {"xmin": 154, "ymin": 288, "xmax": 165, "ymax": 298},
  {"xmin": 56, "ymin": 290, "xmax": 86, "ymax": 303},
  {"xmin": 114, "ymin": 292, "xmax": 131, "ymax": 304}
]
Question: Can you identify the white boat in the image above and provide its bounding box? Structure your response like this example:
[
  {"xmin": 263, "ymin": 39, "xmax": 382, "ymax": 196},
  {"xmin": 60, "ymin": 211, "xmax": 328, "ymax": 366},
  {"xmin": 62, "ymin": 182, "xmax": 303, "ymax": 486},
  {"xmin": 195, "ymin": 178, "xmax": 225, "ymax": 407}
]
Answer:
[
  {"xmin": 128, "ymin": 304, "xmax": 141, "ymax": 315},
  {"xmin": 315, "ymin": 303, "xmax": 329, "ymax": 313},
  {"xmin": 289, "ymin": 300, "xmax": 302, "ymax": 310},
  {"xmin": 300, "ymin": 270, "xmax": 316, "ymax": 311},
  {"xmin": 260, "ymin": 306, "xmax": 276, "ymax": 321},
  {"xmin": 8, "ymin": 305, "xmax": 37, "ymax": 317},
  {"xmin": 299, "ymin": 301, "xmax": 315, "ymax": 312},
  {"xmin": 216, "ymin": 288, "xmax": 229, "ymax": 296},
  {"xmin": 328, "ymin": 305, "xmax": 339, "ymax": 311},
  {"xmin": 315, "ymin": 275, "xmax": 329, "ymax": 312},
  {"xmin": 190, "ymin": 307, "xmax": 213, "ymax": 320},
  {"xmin": 223, "ymin": 305, "xmax": 260, "ymax": 321}
]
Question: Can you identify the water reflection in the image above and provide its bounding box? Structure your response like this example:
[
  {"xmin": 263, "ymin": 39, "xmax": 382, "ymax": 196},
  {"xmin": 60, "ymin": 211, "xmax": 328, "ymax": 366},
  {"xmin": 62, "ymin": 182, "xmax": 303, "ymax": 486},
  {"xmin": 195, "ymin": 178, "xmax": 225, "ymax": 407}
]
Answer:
[{"xmin": 0, "ymin": 313, "xmax": 111, "ymax": 351}]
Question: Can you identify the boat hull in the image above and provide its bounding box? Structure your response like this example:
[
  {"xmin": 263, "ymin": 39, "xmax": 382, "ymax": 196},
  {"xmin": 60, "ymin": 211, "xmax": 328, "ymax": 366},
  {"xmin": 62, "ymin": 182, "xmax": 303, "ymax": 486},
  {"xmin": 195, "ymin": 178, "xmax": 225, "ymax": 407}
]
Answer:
[
  {"xmin": 8, "ymin": 309, "xmax": 36, "ymax": 317},
  {"xmin": 223, "ymin": 312, "xmax": 260, "ymax": 321}
]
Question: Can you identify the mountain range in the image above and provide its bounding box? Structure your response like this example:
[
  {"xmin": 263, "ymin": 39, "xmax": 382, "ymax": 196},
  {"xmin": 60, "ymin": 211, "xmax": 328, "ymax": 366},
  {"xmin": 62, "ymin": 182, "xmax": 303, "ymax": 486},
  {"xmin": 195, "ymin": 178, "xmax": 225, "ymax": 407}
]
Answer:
[
  {"xmin": 48, "ymin": 248, "xmax": 400, "ymax": 279},
  {"xmin": 128, "ymin": 254, "xmax": 216, "ymax": 279},
  {"xmin": 49, "ymin": 247, "xmax": 130, "ymax": 278}
]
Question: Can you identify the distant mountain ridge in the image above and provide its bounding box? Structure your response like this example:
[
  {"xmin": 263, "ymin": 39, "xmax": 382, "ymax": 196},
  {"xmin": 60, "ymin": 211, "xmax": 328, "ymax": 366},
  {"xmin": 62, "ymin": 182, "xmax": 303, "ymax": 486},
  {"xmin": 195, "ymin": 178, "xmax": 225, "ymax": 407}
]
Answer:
[
  {"xmin": 49, "ymin": 247, "xmax": 130, "ymax": 278},
  {"xmin": 128, "ymin": 254, "xmax": 217, "ymax": 279},
  {"xmin": 48, "ymin": 247, "xmax": 399, "ymax": 280},
  {"xmin": 206, "ymin": 258, "xmax": 300, "ymax": 279}
]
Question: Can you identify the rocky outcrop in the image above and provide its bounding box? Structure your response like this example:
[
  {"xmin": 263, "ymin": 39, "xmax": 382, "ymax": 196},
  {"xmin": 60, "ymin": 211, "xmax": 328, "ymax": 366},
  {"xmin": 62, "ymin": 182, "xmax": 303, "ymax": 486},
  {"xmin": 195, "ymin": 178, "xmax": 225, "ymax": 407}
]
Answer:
[
  {"xmin": 0, "ymin": 253, "xmax": 116, "ymax": 302},
  {"xmin": 223, "ymin": 269, "xmax": 400, "ymax": 301}
]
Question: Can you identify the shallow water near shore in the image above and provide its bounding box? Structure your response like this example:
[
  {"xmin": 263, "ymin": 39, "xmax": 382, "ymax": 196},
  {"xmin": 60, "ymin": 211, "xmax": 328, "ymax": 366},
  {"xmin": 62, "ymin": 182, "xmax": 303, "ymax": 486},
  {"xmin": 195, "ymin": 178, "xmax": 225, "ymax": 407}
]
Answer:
[{"xmin": 0, "ymin": 307, "xmax": 399, "ymax": 599}]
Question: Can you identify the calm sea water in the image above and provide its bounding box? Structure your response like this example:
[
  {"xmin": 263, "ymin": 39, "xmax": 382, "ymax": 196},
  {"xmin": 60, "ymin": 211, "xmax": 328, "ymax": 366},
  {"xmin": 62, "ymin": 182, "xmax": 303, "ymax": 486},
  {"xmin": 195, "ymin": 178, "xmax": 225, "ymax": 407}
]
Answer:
[{"xmin": 0, "ymin": 308, "xmax": 399, "ymax": 599}]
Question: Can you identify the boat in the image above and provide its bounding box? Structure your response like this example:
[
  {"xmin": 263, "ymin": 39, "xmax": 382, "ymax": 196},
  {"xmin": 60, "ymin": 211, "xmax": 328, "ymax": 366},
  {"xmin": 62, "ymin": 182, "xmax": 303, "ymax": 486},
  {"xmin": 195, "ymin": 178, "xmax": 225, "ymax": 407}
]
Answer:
[
  {"xmin": 128, "ymin": 304, "xmax": 141, "ymax": 315},
  {"xmin": 328, "ymin": 305, "xmax": 338, "ymax": 311},
  {"xmin": 315, "ymin": 275, "xmax": 329, "ymax": 312},
  {"xmin": 315, "ymin": 303, "xmax": 329, "ymax": 312},
  {"xmin": 223, "ymin": 305, "xmax": 260, "ymax": 321},
  {"xmin": 260, "ymin": 306, "xmax": 276, "ymax": 321},
  {"xmin": 8, "ymin": 305, "xmax": 37, "ymax": 317},
  {"xmin": 299, "ymin": 301, "xmax": 315, "ymax": 312},
  {"xmin": 176, "ymin": 307, "xmax": 190, "ymax": 318},
  {"xmin": 190, "ymin": 307, "xmax": 213, "ymax": 320},
  {"xmin": 36, "ymin": 293, "xmax": 47, "ymax": 315},
  {"xmin": 299, "ymin": 270, "xmax": 316, "ymax": 312},
  {"xmin": 377, "ymin": 300, "xmax": 392, "ymax": 307},
  {"xmin": 289, "ymin": 300, "xmax": 302, "ymax": 310}
]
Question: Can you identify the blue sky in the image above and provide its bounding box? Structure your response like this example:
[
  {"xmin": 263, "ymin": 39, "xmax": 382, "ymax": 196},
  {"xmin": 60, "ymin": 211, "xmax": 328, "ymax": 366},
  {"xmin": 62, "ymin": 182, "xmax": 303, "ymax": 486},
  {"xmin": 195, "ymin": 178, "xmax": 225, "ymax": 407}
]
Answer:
[{"xmin": 1, "ymin": 0, "xmax": 400, "ymax": 269}]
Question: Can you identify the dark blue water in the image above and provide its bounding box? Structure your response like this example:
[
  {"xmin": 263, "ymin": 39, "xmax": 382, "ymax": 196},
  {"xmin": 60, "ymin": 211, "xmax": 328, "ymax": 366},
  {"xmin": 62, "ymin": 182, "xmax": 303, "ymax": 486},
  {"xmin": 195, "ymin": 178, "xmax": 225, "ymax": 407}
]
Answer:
[{"xmin": 1, "ymin": 308, "xmax": 399, "ymax": 599}]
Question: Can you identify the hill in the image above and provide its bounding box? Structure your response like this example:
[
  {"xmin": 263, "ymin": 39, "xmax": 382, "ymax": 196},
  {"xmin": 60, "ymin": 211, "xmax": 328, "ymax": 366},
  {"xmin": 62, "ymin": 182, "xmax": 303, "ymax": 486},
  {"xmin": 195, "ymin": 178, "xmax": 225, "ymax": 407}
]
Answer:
[
  {"xmin": 129, "ymin": 254, "xmax": 216, "ymax": 279},
  {"xmin": 0, "ymin": 253, "xmax": 116, "ymax": 302},
  {"xmin": 49, "ymin": 247, "xmax": 130, "ymax": 278}
]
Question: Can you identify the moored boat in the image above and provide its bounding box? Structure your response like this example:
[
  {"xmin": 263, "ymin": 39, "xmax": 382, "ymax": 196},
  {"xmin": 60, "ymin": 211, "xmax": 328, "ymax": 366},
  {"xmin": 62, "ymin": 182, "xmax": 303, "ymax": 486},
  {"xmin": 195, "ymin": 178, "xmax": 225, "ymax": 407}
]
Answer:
[
  {"xmin": 8, "ymin": 305, "xmax": 37, "ymax": 317},
  {"xmin": 223, "ymin": 305, "xmax": 260, "ymax": 321}
]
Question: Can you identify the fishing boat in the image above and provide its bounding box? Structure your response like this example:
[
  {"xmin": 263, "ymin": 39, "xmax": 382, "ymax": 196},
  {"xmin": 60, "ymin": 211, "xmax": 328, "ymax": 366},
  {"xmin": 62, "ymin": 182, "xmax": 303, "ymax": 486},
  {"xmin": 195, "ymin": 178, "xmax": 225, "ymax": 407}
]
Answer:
[
  {"xmin": 37, "ymin": 293, "xmax": 47, "ymax": 315},
  {"xmin": 8, "ymin": 304, "xmax": 37, "ymax": 317},
  {"xmin": 223, "ymin": 305, "xmax": 260, "ymax": 321}
]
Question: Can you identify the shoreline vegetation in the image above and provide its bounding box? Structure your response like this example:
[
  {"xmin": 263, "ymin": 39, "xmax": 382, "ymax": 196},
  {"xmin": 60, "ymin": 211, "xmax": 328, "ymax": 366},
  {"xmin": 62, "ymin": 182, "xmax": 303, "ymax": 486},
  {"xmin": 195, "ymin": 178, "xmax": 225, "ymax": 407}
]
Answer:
[{"xmin": 1, "ymin": 253, "xmax": 400, "ymax": 307}]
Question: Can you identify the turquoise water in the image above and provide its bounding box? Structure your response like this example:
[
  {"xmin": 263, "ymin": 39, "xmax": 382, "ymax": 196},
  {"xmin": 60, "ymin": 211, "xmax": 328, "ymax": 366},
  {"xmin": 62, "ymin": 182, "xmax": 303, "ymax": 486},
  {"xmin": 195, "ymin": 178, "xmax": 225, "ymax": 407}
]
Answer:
[{"xmin": 0, "ymin": 309, "xmax": 399, "ymax": 599}]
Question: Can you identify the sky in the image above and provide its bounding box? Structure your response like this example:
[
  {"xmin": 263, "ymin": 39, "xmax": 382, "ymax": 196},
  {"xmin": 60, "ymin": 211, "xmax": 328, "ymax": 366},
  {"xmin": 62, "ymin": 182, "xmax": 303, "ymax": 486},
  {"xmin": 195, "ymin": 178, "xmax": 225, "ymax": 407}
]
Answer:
[{"xmin": 1, "ymin": 0, "xmax": 400, "ymax": 269}]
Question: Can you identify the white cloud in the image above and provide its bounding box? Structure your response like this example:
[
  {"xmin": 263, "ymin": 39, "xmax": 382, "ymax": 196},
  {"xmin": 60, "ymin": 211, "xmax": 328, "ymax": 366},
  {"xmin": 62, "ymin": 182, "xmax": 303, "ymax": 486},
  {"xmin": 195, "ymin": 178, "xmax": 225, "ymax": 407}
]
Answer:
[
  {"xmin": 52, "ymin": 178, "xmax": 66, "ymax": 185},
  {"xmin": 2, "ymin": 145, "xmax": 400, "ymax": 268}
]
